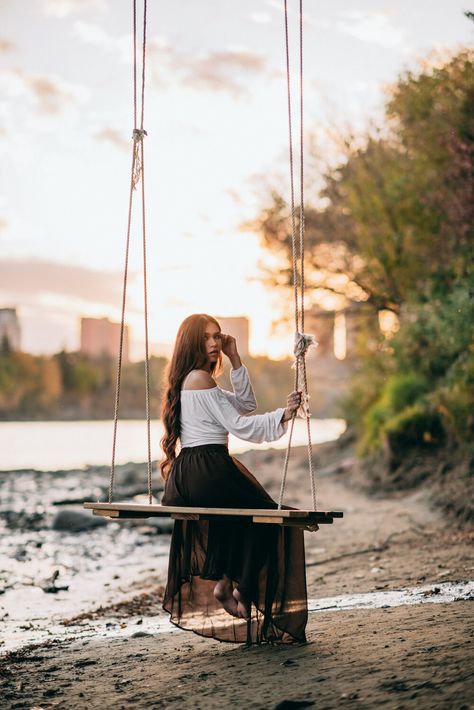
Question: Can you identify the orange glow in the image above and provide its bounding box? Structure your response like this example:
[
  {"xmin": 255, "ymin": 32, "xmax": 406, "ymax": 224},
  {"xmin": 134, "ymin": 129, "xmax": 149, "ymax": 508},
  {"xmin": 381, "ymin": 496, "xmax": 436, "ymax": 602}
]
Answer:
[
  {"xmin": 378, "ymin": 309, "xmax": 400, "ymax": 339},
  {"xmin": 334, "ymin": 311, "xmax": 347, "ymax": 360}
]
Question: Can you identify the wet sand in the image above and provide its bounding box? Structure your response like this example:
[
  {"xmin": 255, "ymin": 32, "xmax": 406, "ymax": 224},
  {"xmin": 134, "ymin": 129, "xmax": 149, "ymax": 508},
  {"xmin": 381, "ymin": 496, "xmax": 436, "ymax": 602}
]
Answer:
[
  {"xmin": 1, "ymin": 438, "xmax": 473, "ymax": 708},
  {"xmin": 2, "ymin": 602, "xmax": 471, "ymax": 709}
]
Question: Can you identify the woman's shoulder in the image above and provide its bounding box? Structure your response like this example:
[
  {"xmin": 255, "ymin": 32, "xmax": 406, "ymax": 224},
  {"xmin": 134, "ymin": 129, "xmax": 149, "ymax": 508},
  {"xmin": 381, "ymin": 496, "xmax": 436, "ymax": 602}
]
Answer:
[{"xmin": 182, "ymin": 369, "xmax": 217, "ymax": 391}]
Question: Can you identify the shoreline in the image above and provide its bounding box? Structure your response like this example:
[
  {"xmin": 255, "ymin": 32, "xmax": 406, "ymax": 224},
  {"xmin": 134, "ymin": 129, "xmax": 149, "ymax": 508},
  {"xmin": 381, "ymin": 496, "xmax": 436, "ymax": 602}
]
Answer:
[
  {"xmin": 1, "ymin": 436, "xmax": 473, "ymax": 707},
  {"xmin": 0, "ymin": 417, "xmax": 346, "ymax": 471}
]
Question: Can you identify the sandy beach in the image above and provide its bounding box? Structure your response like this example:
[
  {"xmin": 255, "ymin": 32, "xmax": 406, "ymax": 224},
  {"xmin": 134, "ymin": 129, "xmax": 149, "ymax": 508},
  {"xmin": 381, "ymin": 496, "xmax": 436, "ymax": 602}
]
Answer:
[{"xmin": 1, "ymin": 434, "xmax": 473, "ymax": 708}]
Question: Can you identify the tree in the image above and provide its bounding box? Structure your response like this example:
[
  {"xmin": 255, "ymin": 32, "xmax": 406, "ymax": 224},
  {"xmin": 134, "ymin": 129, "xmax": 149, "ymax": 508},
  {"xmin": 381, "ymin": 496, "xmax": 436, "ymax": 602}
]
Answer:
[
  {"xmin": 251, "ymin": 49, "xmax": 474, "ymax": 316},
  {"xmin": 251, "ymin": 46, "xmax": 474, "ymax": 452}
]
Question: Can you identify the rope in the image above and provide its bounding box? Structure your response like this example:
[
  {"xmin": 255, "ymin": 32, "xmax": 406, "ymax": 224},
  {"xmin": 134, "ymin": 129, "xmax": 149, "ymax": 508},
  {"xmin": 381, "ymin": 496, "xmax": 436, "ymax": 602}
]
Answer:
[
  {"xmin": 278, "ymin": 0, "xmax": 299, "ymax": 510},
  {"xmin": 140, "ymin": 136, "xmax": 153, "ymax": 503},
  {"xmin": 109, "ymin": 0, "xmax": 152, "ymax": 504},
  {"xmin": 284, "ymin": 0, "xmax": 300, "ymax": 337},
  {"xmin": 278, "ymin": 0, "xmax": 317, "ymax": 511}
]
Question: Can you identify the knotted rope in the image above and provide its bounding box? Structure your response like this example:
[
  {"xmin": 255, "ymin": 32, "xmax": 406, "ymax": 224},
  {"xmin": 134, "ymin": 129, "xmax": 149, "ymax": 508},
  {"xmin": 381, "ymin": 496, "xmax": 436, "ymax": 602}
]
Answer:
[
  {"xmin": 109, "ymin": 0, "xmax": 152, "ymax": 504},
  {"xmin": 132, "ymin": 128, "xmax": 147, "ymax": 189},
  {"xmin": 278, "ymin": 0, "xmax": 318, "ymax": 512}
]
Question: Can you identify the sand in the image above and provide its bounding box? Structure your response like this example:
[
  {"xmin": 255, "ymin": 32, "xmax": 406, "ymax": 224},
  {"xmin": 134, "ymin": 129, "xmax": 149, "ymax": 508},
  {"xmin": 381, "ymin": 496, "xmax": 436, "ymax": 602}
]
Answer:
[{"xmin": 1, "ymin": 439, "xmax": 473, "ymax": 709}]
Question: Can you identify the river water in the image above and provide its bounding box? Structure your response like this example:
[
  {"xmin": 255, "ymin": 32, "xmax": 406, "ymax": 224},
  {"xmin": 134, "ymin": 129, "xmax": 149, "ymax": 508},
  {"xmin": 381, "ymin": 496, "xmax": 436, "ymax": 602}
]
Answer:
[
  {"xmin": 0, "ymin": 417, "xmax": 346, "ymax": 654},
  {"xmin": 0, "ymin": 418, "xmax": 346, "ymax": 471}
]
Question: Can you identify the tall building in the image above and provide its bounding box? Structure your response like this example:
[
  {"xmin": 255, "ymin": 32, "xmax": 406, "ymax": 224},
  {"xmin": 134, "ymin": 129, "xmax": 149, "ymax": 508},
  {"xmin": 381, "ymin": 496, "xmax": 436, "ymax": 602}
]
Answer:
[
  {"xmin": 216, "ymin": 316, "xmax": 250, "ymax": 356},
  {"xmin": 80, "ymin": 317, "xmax": 129, "ymax": 361},
  {"xmin": 0, "ymin": 308, "xmax": 21, "ymax": 351}
]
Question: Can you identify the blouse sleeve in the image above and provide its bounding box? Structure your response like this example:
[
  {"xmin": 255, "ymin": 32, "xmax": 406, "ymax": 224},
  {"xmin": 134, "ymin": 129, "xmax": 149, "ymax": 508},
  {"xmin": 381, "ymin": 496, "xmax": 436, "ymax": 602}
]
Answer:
[
  {"xmin": 202, "ymin": 387, "xmax": 287, "ymax": 444},
  {"xmin": 219, "ymin": 364, "xmax": 257, "ymax": 414}
]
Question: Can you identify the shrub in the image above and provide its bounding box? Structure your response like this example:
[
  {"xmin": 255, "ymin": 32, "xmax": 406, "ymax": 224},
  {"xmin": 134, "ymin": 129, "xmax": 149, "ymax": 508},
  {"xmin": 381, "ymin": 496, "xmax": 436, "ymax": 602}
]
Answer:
[
  {"xmin": 431, "ymin": 350, "xmax": 474, "ymax": 446},
  {"xmin": 383, "ymin": 372, "xmax": 428, "ymax": 412},
  {"xmin": 384, "ymin": 403, "xmax": 444, "ymax": 451},
  {"xmin": 358, "ymin": 372, "xmax": 429, "ymax": 454}
]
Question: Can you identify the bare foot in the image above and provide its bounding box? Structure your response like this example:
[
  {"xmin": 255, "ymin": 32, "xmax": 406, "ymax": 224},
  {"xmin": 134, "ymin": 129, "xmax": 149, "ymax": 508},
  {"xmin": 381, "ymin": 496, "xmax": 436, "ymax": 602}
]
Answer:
[
  {"xmin": 233, "ymin": 587, "xmax": 251, "ymax": 620},
  {"xmin": 214, "ymin": 576, "xmax": 240, "ymax": 618}
]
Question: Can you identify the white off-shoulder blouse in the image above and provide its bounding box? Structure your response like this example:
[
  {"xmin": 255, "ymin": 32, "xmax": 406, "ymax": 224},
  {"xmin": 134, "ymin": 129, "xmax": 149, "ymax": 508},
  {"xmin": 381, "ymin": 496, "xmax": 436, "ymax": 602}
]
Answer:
[{"xmin": 180, "ymin": 364, "xmax": 287, "ymax": 447}]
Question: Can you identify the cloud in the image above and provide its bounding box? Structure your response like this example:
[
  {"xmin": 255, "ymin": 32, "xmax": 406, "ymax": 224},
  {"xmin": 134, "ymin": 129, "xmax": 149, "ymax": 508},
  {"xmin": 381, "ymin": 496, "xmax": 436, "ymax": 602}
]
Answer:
[
  {"xmin": 73, "ymin": 20, "xmax": 130, "ymax": 62},
  {"xmin": 337, "ymin": 11, "xmax": 411, "ymax": 52},
  {"xmin": 0, "ymin": 70, "xmax": 87, "ymax": 117},
  {"xmin": 152, "ymin": 44, "xmax": 268, "ymax": 97},
  {"xmin": 41, "ymin": 0, "xmax": 107, "ymax": 18},
  {"xmin": 95, "ymin": 127, "xmax": 130, "ymax": 151},
  {"xmin": 180, "ymin": 49, "xmax": 266, "ymax": 95},
  {"xmin": 264, "ymin": 0, "xmax": 316, "ymax": 26},
  {"xmin": 225, "ymin": 188, "xmax": 243, "ymax": 205},
  {"xmin": 0, "ymin": 259, "xmax": 126, "ymax": 306},
  {"xmin": 0, "ymin": 39, "xmax": 15, "ymax": 53},
  {"xmin": 248, "ymin": 12, "xmax": 272, "ymax": 25},
  {"xmin": 22, "ymin": 74, "xmax": 75, "ymax": 114},
  {"xmin": 73, "ymin": 21, "xmax": 268, "ymax": 96}
]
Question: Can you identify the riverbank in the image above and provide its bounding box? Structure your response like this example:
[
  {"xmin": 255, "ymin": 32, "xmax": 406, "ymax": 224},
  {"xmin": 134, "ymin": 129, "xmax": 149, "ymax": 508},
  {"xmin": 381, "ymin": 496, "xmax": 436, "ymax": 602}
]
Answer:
[{"xmin": 1, "ymin": 435, "xmax": 473, "ymax": 708}]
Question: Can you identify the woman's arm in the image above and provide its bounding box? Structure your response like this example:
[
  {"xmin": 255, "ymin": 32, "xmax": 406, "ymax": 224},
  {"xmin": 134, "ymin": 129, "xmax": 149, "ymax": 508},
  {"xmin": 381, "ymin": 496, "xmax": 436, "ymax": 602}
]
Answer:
[
  {"xmin": 220, "ymin": 364, "xmax": 257, "ymax": 414},
  {"xmin": 201, "ymin": 387, "xmax": 287, "ymax": 444},
  {"xmin": 219, "ymin": 334, "xmax": 256, "ymax": 413}
]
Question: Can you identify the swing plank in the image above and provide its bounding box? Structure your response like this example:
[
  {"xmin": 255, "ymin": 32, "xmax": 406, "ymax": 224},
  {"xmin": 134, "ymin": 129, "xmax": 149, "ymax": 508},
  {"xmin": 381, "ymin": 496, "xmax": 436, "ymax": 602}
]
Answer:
[{"xmin": 84, "ymin": 502, "xmax": 343, "ymax": 525}]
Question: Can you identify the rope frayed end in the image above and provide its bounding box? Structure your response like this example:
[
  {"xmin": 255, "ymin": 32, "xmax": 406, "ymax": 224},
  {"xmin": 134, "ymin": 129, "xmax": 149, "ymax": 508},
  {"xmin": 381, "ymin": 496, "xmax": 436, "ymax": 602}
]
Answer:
[
  {"xmin": 292, "ymin": 332, "xmax": 318, "ymax": 418},
  {"xmin": 293, "ymin": 331, "xmax": 318, "ymax": 359},
  {"xmin": 131, "ymin": 129, "xmax": 147, "ymax": 189}
]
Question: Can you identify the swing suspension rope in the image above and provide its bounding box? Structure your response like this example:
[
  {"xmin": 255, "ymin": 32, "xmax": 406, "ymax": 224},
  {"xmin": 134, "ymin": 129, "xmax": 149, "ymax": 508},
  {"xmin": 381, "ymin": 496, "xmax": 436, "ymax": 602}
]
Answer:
[
  {"xmin": 109, "ymin": 0, "xmax": 151, "ymax": 504},
  {"xmin": 107, "ymin": 0, "xmax": 316, "ymax": 512},
  {"xmin": 278, "ymin": 0, "xmax": 317, "ymax": 512}
]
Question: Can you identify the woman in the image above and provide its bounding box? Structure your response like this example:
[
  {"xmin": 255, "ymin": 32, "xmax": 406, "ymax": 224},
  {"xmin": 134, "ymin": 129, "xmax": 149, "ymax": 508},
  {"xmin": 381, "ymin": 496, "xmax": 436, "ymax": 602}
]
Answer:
[{"xmin": 160, "ymin": 313, "xmax": 307, "ymax": 644}]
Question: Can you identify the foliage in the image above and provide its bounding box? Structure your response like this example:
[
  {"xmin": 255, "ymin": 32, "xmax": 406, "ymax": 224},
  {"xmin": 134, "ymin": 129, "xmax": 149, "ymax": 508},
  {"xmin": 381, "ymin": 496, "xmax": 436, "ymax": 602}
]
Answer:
[
  {"xmin": 252, "ymin": 50, "xmax": 473, "ymax": 311},
  {"xmin": 0, "ymin": 352, "xmax": 62, "ymax": 415},
  {"xmin": 0, "ymin": 350, "xmax": 295, "ymax": 420},
  {"xmin": 0, "ymin": 351, "xmax": 168, "ymax": 420},
  {"xmin": 253, "ymin": 45, "xmax": 474, "ymax": 456},
  {"xmin": 358, "ymin": 372, "xmax": 429, "ymax": 454},
  {"xmin": 384, "ymin": 404, "xmax": 444, "ymax": 451}
]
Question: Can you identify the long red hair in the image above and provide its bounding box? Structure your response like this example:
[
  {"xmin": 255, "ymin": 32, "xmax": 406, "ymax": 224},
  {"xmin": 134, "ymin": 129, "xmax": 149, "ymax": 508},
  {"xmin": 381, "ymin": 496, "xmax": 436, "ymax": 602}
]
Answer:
[{"xmin": 160, "ymin": 314, "xmax": 222, "ymax": 479}]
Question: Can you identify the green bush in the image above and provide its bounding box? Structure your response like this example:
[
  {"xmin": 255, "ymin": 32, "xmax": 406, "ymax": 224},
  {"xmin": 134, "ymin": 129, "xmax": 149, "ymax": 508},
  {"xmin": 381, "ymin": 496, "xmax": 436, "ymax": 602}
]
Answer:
[
  {"xmin": 393, "ymin": 287, "xmax": 473, "ymax": 381},
  {"xmin": 431, "ymin": 350, "xmax": 474, "ymax": 445},
  {"xmin": 359, "ymin": 400, "xmax": 392, "ymax": 454},
  {"xmin": 384, "ymin": 372, "xmax": 428, "ymax": 412},
  {"xmin": 339, "ymin": 356, "xmax": 392, "ymax": 432},
  {"xmin": 349, "ymin": 282, "xmax": 473, "ymax": 454},
  {"xmin": 384, "ymin": 403, "xmax": 444, "ymax": 450},
  {"xmin": 358, "ymin": 372, "xmax": 429, "ymax": 454}
]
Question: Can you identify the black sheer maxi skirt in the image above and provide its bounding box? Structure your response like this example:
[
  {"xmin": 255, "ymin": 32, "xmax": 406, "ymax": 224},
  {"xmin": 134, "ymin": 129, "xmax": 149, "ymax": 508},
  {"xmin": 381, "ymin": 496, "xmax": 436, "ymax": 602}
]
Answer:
[{"xmin": 161, "ymin": 444, "xmax": 307, "ymax": 644}]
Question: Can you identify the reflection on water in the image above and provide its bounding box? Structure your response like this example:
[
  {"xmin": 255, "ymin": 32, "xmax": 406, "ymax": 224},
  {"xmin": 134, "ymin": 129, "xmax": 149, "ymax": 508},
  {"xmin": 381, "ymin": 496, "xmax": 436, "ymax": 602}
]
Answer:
[
  {"xmin": 308, "ymin": 581, "xmax": 474, "ymax": 612},
  {"xmin": 0, "ymin": 418, "xmax": 346, "ymax": 471},
  {"xmin": 2, "ymin": 580, "xmax": 472, "ymax": 655}
]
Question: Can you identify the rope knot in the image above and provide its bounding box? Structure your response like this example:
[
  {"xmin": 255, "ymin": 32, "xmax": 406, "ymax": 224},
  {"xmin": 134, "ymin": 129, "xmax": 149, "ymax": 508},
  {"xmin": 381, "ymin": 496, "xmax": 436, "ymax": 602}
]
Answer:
[
  {"xmin": 131, "ymin": 129, "xmax": 147, "ymax": 189},
  {"xmin": 132, "ymin": 128, "xmax": 148, "ymax": 142},
  {"xmin": 293, "ymin": 331, "xmax": 317, "ymax": 360},
  {"xmin": 292, "ymin": 332, "xmax": 317, "ymax": 419}
]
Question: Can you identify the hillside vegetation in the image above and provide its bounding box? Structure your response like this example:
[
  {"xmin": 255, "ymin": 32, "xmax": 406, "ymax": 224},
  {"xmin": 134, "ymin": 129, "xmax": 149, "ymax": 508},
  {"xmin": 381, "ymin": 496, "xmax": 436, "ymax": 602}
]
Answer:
[{"xmin": 253, "ymin": 47, "xmax": 473, "ymax": 521}]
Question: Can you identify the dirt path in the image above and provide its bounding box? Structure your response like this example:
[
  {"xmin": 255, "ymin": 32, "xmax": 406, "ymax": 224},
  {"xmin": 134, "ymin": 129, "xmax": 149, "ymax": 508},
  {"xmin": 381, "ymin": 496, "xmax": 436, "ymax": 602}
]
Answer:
[{"xmin": 1, "ymin": 441, "xmax": 473, "ymax": 709}]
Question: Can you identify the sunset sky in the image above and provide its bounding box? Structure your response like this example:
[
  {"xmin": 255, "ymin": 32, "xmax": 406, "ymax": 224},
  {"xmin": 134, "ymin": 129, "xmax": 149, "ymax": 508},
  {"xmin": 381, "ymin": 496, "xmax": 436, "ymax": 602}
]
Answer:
[{"xmin": 0, "ymin": 0, "xmax": 471, "ymax": 359}]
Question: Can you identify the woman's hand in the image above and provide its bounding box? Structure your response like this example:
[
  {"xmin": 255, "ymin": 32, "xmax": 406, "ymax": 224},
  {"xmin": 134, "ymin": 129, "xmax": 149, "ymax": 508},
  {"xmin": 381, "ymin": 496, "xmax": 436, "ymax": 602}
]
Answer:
[
  {"xmin": 282, "ymin": 391, "xmax": 302, "ymax": 422},
  {"xmin": 220, "ymin": 334, "xmax": 241, "ymax": 369}
]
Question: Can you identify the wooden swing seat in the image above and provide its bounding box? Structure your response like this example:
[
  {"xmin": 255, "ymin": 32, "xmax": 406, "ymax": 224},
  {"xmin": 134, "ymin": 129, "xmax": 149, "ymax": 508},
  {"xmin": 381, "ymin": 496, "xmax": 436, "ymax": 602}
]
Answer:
[{"xmin": 83, "ymin": 502, "xmax": 343, "ymax": 526}]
